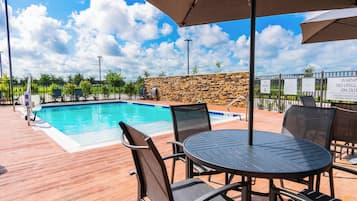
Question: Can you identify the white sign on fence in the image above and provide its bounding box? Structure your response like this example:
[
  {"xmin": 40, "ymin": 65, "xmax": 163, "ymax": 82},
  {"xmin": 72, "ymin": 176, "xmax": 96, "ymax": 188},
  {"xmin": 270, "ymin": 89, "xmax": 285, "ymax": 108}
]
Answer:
[
  {"xmin": 260, "ymin": 80, "xmax": 271, "ymax": 94},
  {"xmin": 284, "ymin": 79, "xmax": 297, "ymax": 95},
  {"xmin": 327, "ymin": 77, "xmax": 357, "ymax": 101},
  {"xmin": 302, "ymin": 78, "xmax": 315, "ymax": 93}
]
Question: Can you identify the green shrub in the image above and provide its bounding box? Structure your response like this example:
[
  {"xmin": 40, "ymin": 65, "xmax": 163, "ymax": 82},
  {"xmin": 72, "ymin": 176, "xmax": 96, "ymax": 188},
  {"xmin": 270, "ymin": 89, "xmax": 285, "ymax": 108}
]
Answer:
[
  {"xmin": 79, "ymin": 80, "xmax": 91, "ymax": 98},
  {"xmin": 63, "ymin": 83, "xmax": 76, "ymax": 96}
]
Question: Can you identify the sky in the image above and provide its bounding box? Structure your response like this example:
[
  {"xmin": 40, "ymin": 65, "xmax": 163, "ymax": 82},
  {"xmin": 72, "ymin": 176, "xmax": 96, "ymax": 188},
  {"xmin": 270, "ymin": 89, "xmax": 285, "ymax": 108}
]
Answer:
[{"xmin": 0, "ymin": 0, "xmax": 357, "ymax": 81}]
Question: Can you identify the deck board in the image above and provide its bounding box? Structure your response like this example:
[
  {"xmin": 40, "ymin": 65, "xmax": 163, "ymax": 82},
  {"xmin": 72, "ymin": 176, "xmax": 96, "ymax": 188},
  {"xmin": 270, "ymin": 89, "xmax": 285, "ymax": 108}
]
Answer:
[{"xmin": 0, "ymin": 104, "xmax": 356, "ymax": 201}]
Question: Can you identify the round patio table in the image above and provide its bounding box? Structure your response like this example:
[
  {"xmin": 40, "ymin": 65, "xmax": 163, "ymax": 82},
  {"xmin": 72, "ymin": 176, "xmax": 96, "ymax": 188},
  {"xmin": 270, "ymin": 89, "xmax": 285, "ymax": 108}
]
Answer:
[{"xmin": 183, "ymin": 129, "xmax": 333, "ymax": 201}]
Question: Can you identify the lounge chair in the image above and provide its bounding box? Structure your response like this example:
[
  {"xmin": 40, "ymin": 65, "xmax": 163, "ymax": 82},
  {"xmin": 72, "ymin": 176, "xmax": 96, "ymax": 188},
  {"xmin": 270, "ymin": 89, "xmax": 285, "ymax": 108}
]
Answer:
[
  {"xmin": 119, "ymin": 121, "xmax": 247, "ymax": 201},
  {"xmin": 300, "ymin": 96, "xmax": 316, "ymax": 107},
  {"xmin": 151, "ymin": 87, "xmax": 158, "ymax": 100},
  {"xmin": 74, "ymin": 88, "xmax": 83, "ymax": 101},
  {"xmin": 169, "ymin": 103, "xmax": 226, "ymax": 184},
  {"xmin": 280, "ymin": 105, "xmax": 336, "ymax": 197},
  {"xmin": 52, "ymin": 89, "xmax": 62, "ymax": 102}
]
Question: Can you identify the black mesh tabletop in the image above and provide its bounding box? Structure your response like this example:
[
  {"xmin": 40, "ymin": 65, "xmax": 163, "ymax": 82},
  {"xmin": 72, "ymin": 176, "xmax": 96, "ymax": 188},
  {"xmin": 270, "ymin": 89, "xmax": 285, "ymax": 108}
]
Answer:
[{"xmin": 183, "ymin": 130, "xmax": 332, "ymax": 179}]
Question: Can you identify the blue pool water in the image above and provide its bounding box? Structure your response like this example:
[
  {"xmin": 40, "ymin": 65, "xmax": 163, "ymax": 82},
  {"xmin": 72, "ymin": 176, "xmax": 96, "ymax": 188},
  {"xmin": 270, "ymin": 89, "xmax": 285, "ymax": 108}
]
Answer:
[{"xmin": 36, "ymin": 102, "xmax": 234, "ymax": 148}]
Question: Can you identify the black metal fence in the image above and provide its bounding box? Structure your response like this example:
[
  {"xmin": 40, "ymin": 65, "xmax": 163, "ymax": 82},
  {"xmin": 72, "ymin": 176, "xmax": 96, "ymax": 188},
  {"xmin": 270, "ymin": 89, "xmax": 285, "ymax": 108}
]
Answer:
[{"xmin": 255, "ymin": 70, "xmax": 357, "ymax": 112}]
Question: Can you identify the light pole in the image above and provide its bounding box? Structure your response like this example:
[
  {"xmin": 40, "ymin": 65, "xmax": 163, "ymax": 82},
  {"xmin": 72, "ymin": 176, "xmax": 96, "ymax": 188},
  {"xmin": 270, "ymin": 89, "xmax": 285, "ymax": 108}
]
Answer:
[
  {"xmin": 97, "ymin": 56, "xmax": 102, "ymax": 85},
  {"xmin": 5, "ymin": 0, "xmax": 14, "ymax": 111},
  {"xmin": 184, "ymin": 39, "xmax": 192, "ymax": 75}
]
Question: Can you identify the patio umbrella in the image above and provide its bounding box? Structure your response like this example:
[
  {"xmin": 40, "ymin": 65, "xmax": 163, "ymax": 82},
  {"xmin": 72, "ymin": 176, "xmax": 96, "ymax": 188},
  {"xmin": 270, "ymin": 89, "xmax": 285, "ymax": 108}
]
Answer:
[
  {"xmin": 147, "ymin": 0, "xmax": 357, "ymax": 145},
  {"xmin": 301, "ymin": 7, "xmax": 357, "ymax": 43}
]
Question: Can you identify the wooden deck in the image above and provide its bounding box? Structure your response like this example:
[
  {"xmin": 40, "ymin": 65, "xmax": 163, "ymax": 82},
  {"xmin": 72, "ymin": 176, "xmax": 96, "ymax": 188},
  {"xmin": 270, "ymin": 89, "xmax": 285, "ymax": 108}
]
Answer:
[{"xmin": 0, "ymin": 102, "xmax": 356, "ymax": 201}]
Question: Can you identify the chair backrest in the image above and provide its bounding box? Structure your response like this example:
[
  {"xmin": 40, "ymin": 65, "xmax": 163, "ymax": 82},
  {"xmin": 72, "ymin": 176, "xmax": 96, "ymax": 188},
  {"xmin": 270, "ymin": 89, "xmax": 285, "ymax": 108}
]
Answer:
[
  {"xmin": 74, "ymin": 88, "xmax": 83, "ymax": 97},
  {"xmin": 119, "ymin": 122, "xmax": 174, "ymax": 201},
  {"xmin": 52, "ymin": 89, "xmax": 62, "ymax": 98},
  {"xmin": 170, "ymin": 103, "xmax": 211, "ymax": 153},
  {"xmin": 332, "ymin": 106, "xmax": 357, "ymax": 144},
  {"xmin": 300, "ymin": 96, "xmax": 316, "ymax": 107},
  {"xmin": 282, "ymin": 105, "xmax": 336, "ymax": 150},
  {"xmin": 139, "ymin": 87, "xmax": 146, "ymax": 97}
]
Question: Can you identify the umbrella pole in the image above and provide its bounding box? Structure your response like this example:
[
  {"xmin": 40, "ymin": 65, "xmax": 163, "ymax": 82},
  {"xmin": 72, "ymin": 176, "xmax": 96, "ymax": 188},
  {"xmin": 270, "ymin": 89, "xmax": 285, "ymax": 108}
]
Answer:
[{"xmin": 248, "ymin": 0, "xmax": 256, "ymax": 146}]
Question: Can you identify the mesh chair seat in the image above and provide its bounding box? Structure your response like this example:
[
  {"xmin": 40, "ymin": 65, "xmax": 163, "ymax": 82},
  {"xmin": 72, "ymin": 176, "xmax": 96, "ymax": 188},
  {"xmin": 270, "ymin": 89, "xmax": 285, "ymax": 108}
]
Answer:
[
  {"xmin": 119, "ymin": 122, "xmax": 246, "ymax": 201},
  {"xmin": 298, "ymin": 189, "xmax": 341, "ymax": 201},
  {"xmin": 170, "ymin": 103, "xmax": 224, "ymax": 183},
  {"xmin": 171, "ymin": 178, "xmax": 232, "ymax": 201},
  {"xmin": 300, "ymin": 96, "xmax": 316, "ymax": 107},
  {"xmin": 280, "ymin": 105, "xmax": 336, "ymax": 197}
]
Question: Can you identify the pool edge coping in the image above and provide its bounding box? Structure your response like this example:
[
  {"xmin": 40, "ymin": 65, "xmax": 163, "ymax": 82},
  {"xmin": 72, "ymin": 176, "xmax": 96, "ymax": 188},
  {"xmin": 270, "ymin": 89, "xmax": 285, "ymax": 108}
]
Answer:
[{"xmin": 19, "ymin": 100, "xmax": 244, "ymax": 153}]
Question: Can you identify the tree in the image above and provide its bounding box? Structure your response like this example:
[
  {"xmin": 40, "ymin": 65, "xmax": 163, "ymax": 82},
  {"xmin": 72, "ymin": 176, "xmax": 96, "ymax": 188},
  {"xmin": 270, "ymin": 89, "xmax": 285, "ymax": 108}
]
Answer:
[
  {"xmin": 105, "ymin": 70, "xmax": 125, "ymax": 99},
  {"xmin": 304, "ymin": 65, "xmax": 315, "ymax": 77},
  {"xmin": 49, "ymin": 83, "xmax": 61, "ymax": 96},
  {"xmin": 192, "ymin": 65, "xmax": 198, "ymax": 74},
  {"xmin": 124, "ymin": 82, "xmax": 136, "ymax": 99},
  {"xmin": 67, "ymin": 75, "xmax": 73, "ymax": 84},
  {"xmin": 144, "ymin": 70, "xmax": 150, "ymax": 78},
  {"xmin": 79, "ymin": 80, "xmax": 91, "ymax": 99},
  {"xmin": 63, "ymin": 83, "xmax": 76, "ymax": 96},
  {"xmin": 39, "ymin": 74, "xmax": 51, "ymax": 86},
  {"xmin": 0, "ymin": 74, "xmax": 10, "ymax": 99},
  {"xmin": 87, "ymin": 76, "xmax": 96, "ymax": 84},
  {"xmin": 215, "ymin": 61, "xmax": 222, "ymax": 73},
  {"xmin": 51, "ymin": 75, "xmax": 64, "ymax": 86},
  {"xmin": 158, "ymin": 71, "xmax": 166, "ymax": 77},
  {"xmin": 73, "ymin": 73, "xmax": 84, "ymax": 86}
]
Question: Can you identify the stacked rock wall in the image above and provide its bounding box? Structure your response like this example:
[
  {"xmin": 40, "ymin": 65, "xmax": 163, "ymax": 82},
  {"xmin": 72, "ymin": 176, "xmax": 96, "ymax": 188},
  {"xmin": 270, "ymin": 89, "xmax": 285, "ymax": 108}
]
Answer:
[{"xmin": 144, "ymin": 72, "xmax": 249, "ymax": 107}]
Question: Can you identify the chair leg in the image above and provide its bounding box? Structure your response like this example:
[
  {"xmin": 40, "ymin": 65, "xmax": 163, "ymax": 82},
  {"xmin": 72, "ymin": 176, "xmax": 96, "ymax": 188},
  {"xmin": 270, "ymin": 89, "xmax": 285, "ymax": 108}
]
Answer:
[
  {"xmin": 329, "ymin": 168, "xmax": 335, "ymax": 197},
  {"xmin": 269, "ymin": 179, "xmax": 277, "ymax": 201},
  {"xmin": 315, "ymin": 174, "xmax": 321, "ymax": 192},
  {"xmin": 308, "ymin": 175, "xmax": 314, "ymax": 191},
  {"xmin": 279, "ymin": 179, "xmax": 285, "ymax": 188},
  {"xmin": 170, "ymin": 158, "xmax": 176, "ymax": 184}
]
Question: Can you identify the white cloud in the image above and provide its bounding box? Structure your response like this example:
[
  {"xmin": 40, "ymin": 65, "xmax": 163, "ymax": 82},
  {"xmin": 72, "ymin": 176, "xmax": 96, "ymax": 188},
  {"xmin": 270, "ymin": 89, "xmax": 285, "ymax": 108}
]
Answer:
[
  {"xmin": 1, "ymin": 1, "xmax": 357, "ymax": 81},
  {"xmin": 161, "ymin": 23, "xmax": 172, "ymax": 36}
]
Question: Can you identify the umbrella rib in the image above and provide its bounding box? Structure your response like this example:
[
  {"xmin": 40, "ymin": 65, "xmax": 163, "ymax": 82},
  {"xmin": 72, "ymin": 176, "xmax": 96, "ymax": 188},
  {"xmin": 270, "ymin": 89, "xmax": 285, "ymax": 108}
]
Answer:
[
  {"xmin": 305, "ymin": 20, "xmax": 336, "ymax": 43},
  {"xmin": 181, "ymin": 0, "xmax": 199, "ymax": 26},
  {"xmin": 336, "ymin": 21, "xmax": 357, "ymax": 29}
]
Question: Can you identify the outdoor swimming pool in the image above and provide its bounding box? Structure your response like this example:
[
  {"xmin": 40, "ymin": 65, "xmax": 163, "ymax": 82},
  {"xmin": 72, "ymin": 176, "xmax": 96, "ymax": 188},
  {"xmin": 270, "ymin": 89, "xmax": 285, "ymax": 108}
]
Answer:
[{"xmin": 36, "ymin": 101, "xmax": 239, "ymax": 152}]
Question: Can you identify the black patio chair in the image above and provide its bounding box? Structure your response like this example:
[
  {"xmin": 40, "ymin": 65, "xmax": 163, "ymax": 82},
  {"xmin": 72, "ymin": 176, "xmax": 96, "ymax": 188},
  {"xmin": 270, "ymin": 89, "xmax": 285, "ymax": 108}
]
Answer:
[
  {"xmin": 331, "ymin": 103, "xmax": 357, "ymax": 158},
  {"xmin": 169, "ymin": 103, "xmax": 226, "ymax": 184},
  {"xmin": 300, "ymin": 96, "xmax": 316, "ymax": 107},
  {"xmin": 52, "ymin": 89, "xmax": 62, "ymax": 102},
  {"xmin": 74, "ymin": 88, "xmax": 83, "ymax": 101},
  {"xmin": 280, "ymin": 105, "xmax": 336, "ymax": 197},
  {"xmin": 119, "ymin": 121, "xmax": 247, "ymax": 201},
  {"xmin": 272, "ymin": 186, "xmax": 341, "ymax": 201},
  {"xmin": 139, "ymin": 87, "xmax": 147, "ymax": 99}
]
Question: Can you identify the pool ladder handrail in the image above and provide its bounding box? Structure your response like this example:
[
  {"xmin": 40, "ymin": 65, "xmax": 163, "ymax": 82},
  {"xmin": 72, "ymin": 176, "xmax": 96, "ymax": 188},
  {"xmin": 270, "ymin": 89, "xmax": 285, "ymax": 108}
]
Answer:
[{"xmin": 226, "ymin": 96, "xmax": 248, "ymax": 121}]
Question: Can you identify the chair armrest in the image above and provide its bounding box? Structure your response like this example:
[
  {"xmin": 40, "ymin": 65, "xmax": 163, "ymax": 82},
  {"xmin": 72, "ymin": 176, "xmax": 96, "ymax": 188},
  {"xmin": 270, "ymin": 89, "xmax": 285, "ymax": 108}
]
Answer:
[
  {"xmin": 333, "ymin": 164, "xmax": 357, "ymax": 175},
  {"xmin": 162, "ymin": 153, "xmax": 186, "ymax": 161},
  {"xmin": 194, "ymin": 181, "xmax": 247, "ymax": 201},
  {"xmin": 167, "ymin": 141, "xmax": 184, "ymax": 147},
  {"xmin": 274, "ymin": 187, "xmax": 312, "ymax": 201}
]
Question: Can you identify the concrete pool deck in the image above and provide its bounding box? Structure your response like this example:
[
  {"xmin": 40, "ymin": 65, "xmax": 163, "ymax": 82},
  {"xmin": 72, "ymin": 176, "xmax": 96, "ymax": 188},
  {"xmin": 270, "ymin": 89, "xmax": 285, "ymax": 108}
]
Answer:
[{"xmin": 0, "ymin": 101, "xmax": 356, "ymax": 200}]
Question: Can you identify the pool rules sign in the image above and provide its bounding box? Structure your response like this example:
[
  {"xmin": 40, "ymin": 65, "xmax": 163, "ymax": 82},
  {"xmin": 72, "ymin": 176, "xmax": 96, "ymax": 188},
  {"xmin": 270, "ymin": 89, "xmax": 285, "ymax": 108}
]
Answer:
[
  {"xmin": 327, "ymin": 77, "xmax": 357, "ymax": 101},
  {"xmin": 260, "ymin": 80, "xmax": 271, "ymax": 94}
]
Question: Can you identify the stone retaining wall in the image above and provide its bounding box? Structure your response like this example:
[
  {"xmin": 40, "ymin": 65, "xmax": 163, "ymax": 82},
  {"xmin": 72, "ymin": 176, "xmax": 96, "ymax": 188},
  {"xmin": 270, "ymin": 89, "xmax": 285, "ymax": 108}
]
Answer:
[{"xmin": 144, "ymin": 72, "xmax": 249, "ymax": 107}]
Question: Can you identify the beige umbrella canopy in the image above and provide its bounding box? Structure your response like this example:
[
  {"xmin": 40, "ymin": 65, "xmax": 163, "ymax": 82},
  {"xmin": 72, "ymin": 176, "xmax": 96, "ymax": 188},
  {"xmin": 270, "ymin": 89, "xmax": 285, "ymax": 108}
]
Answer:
[
  {"xmin": 148, "ymin": 0, "xmax": 357, "ymax": 27},
  {"xmin": 146, "ymin": 0, "xmax": 357, "ymax": 145},
  {"xmin": 301, "ymin": 7, "xmax": 357, "ymax": 43}
]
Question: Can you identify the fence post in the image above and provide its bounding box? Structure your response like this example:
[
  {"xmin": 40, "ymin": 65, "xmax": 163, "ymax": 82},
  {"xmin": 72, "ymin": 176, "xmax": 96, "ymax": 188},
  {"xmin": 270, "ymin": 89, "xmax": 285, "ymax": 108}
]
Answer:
[
  {"xmin": 278, "ymin": 74, "xmax": 282, "ymax": 113},
  {"xmin": 320, "ymin": 71, "xmax": 324, "ymax": 107}
]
